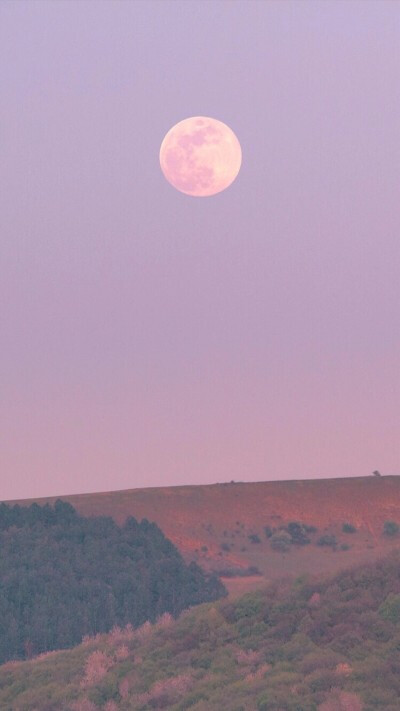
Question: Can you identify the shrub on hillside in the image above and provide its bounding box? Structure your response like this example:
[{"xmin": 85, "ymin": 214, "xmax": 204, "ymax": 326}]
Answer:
[
  {"xmin": 266, "ymin": 521, "xmax": 316, "ymax": 547},
  {"xmin": 287, "ymin": 521, "xmax": 311, "ymax": 545},
  {"xmin": 270, "ymin": 530, "xmax": 291, "ymax": 552},
  {"xmin": 383, "ymin": 520, "xmax": 399, "ymax": 537},
  {"xmin": 248, "ymin": 533, "xmax": 261, "ymax": 544},
  {"xmin": 342, "ymin": 523, "xmax": 357, "ymax": 534}
]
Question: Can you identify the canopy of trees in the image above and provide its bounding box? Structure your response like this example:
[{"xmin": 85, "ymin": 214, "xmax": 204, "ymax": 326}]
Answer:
[
  {"xmin": 2, "ymin": 550, "xmax": 400, "ymax": 709},
  {"xmin": 0, "ymin": 500, "xmax": 226, "ymax": 664}
]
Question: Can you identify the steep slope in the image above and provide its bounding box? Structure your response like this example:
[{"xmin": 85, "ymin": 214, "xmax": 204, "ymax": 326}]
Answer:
[{"xmin": 2, "ymin": 551, "xmax": 400, "ymax": 710}]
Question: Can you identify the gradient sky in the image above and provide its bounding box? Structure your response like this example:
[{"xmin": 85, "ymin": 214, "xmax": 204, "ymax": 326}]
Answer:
[{"xmin": 1, "ymin": 0, "xmax": 399, "ymax": 500}]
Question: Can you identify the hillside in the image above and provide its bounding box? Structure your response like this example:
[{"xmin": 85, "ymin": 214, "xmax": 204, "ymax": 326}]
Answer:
[
  {"xmin": 2, "ymin": 550, "xmax": 400, "ymax": 710},
  {"xmin": 7, "ymin": 476, "xmax": 400, "ymax": 590}
]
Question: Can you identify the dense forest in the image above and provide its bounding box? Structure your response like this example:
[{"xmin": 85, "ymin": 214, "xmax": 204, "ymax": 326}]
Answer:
[
  {"xmin": 0, "ymin": 500, "xmax": 226, "ymax": 664},
  {"xmin": 2, "ymin": 550, "xmax": 400, "ymax": 709}
]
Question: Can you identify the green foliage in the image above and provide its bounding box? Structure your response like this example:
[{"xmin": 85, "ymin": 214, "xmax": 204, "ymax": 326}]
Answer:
[
  {"xmin": 234, "ymin": 591, "xmax": 263, "ymax": 621},
  {"xmin": 248, "ymin": 533, "xmax": 261, "ymax": 544},
  {"xmin": 342, "ymin": 522, "xmax": 357, "ymax": 534},
  {"xmin": 257, "ymin": 693, "xmax": 271, "ymax": 710},
  {"xmin": 87, "ymin": 674, "xmax": 119, "ymax": 704},
  {"xmin": 3, "ymin": 550, "xmax": 400, "ymax": 710},
  {"xmin": 379, "ymin": 593, "xmax": 400, "ymax": 623},
  {"xmin": 383, "ymin": 520, "xmax": 399, "ymax": 537},
  {"xmin": 0, "ymin": 501, "xmax": 226, "ymax": 664}
]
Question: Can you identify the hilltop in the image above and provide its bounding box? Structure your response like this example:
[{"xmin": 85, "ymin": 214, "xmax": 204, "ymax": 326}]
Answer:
[
  {"xmin": 2, "ymin": 550, "xmax": 400, "ymax": 710},
  {"xmin": 6, "ymin": 476, "xmax": 400, "ymax": 593}
]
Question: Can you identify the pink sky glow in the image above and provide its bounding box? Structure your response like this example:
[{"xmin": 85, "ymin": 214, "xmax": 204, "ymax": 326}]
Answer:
[{"xmin": 1, "ymin": 0, "xmax": 399, "ymax": 499}]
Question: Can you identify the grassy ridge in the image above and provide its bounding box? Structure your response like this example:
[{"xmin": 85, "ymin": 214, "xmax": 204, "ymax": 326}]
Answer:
[
  {"xmin": 2, "ymin": 551, "xmax": 400, "ymax": 710},
  {"xmin": 7, "ymin": 476, "xmax": 400, "ymax": 583}
]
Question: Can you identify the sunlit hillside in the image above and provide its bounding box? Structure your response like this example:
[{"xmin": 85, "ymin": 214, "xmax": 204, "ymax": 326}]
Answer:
[{"xmin": 7, "ymin": 476, "xmax": 400, "ymax": 593}]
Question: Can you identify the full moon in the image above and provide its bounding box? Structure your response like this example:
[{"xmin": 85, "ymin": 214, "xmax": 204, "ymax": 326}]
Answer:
[{"xmin": 159, "ymin": 116, "xmax": 242, "ymax": 197}]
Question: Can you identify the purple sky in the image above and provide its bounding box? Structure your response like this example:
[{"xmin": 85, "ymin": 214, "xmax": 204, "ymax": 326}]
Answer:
[{"xmin": 1, "ymin": 0, "xmax": 399, "ymax": 500}]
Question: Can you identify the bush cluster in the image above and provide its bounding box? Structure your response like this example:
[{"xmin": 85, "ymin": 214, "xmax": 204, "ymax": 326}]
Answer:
[{"xmin": 267, "ymin": 521, "xmax": 317, "ymax": 551}]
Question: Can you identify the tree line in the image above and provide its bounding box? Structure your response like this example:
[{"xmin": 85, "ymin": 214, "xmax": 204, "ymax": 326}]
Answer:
[{"xmin": 0, "ymin": 500, "xmax": 226, "ymax": 663}]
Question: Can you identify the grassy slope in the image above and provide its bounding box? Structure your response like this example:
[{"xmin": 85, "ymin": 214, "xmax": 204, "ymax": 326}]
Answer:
[
  {"xmin": 6, "ymin": 476, "xmax": 400, "ymax": 590},
  {"xmin": 2, "ymin": 551, "xmax": 400, "ymax": 711}
]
